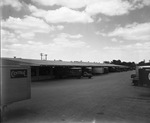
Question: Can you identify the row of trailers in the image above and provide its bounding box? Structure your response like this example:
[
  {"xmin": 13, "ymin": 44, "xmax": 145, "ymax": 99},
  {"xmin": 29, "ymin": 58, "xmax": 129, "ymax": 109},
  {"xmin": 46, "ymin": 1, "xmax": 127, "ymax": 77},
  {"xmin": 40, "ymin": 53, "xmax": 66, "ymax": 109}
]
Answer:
[
  {"xmin": 0, "ymin": 58, "xmax": 130, "ymax": 121},
  {"xmin": 31, "ymin": 65, "xmax": 130, "ymax": 81},
  {"xmin": 31, "ymin": 66, "xmax": 109, "ymax": 81}
]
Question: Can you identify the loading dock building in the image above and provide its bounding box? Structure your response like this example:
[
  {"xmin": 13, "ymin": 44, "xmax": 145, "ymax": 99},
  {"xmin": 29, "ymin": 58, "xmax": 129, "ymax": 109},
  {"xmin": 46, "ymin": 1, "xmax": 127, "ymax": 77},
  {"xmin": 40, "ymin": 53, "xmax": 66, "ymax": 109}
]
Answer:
[{"xmin": 1, "ymin": 58, "xmax": 128, "ymax": 81}]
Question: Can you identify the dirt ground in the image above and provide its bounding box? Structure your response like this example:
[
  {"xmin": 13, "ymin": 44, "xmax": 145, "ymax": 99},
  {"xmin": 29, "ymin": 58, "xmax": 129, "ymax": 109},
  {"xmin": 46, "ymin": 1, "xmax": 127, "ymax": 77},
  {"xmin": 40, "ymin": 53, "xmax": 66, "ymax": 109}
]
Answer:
[{"xmin": 2, "ymin": 71, "xmax": 150, "ymax": 123}]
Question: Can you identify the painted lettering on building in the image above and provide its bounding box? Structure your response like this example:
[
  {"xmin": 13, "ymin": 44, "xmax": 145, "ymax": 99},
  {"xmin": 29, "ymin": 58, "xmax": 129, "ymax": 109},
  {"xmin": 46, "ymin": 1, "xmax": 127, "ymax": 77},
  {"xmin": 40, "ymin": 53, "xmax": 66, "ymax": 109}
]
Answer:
[{"xmin": 10, "ymin": 69, "xmax": 27, "ymax": 78}]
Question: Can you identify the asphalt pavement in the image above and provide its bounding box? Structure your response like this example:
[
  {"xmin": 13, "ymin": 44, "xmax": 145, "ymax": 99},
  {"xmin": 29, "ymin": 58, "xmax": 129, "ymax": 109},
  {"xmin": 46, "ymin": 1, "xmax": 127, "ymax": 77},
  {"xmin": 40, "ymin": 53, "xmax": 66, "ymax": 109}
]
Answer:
[{"xmin": 2, "ymin": 71, "xmax": 150, "ymax": 123}]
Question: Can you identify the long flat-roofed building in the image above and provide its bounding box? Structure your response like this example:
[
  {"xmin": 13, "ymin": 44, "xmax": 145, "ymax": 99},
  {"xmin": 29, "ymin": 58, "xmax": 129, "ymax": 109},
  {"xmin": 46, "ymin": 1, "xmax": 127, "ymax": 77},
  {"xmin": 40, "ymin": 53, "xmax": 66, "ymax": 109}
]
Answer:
[{"xmin": 1, "ymin": 57, "xmax": 128, "ymax": 81}]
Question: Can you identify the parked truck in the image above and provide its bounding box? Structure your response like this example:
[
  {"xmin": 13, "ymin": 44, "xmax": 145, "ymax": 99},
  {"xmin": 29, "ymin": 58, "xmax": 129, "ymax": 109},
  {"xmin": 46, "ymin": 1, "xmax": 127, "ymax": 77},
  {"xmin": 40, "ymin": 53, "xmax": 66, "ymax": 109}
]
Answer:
[{"xmin": 131, "ymin": 66, "xmax": 150, "ymax": 86}]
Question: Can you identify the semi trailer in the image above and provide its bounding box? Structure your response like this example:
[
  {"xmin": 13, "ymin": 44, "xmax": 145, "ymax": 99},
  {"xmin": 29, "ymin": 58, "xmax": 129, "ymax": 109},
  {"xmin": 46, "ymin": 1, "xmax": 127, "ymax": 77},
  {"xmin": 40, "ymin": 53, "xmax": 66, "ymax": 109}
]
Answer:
[{"xmin": 131, "ymin": 66, "xmax": 150, "ymax": 86}]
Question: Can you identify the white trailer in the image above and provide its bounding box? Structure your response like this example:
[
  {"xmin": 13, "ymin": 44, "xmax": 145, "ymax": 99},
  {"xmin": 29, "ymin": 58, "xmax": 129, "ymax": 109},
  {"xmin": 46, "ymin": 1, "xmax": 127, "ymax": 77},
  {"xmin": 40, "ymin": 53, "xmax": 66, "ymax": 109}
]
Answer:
[{"xmin": 92, "ymin": 67, "xmax": 104, "ymax": 75}]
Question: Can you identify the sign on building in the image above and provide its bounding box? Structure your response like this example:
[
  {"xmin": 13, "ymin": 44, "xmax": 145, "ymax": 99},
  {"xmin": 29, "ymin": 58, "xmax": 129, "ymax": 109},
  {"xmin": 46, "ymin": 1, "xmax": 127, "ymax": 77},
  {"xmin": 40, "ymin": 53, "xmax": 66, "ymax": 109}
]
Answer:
[{"xmin": 10, "ymin": 69, "xmax": 27, "ymax": 78}]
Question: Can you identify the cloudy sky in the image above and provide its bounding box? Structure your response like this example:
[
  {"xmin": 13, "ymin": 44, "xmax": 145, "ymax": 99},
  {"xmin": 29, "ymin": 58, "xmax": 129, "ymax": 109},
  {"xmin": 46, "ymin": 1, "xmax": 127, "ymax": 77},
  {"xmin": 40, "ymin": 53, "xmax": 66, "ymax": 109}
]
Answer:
[{"xmin": 1, "ymin": 0, "xmax": 150, "ymax": 63}]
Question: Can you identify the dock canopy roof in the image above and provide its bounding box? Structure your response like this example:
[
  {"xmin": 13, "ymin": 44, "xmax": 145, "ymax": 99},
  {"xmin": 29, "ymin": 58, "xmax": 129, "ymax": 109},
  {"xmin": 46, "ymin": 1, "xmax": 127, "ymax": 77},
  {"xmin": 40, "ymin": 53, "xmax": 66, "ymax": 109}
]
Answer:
[{"xmin": 1, "ymin": 58, "xmax": 128, "ymax": 68}]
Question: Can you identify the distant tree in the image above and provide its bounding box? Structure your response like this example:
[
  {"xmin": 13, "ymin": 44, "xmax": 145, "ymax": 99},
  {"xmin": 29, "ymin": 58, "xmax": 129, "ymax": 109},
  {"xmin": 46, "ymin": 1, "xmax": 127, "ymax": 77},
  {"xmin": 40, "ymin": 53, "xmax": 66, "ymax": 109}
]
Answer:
[
  {"xmin": 111, "ymin": 60, "xmax": 121, "ymax": 65},
  {"xmin": 110, "ymin": 59, "xmax": 136, "ymax": 69},
  {"xmin": 138, "ymin": 60, "xmax": 145, "ymax": 66},
  {"xmin": 138, "ymin": 60, "xmax": 150, "ymax": 66},
  {"xmin": 103, "ymin": 61, "xmax": 110, "ymax": 64}
]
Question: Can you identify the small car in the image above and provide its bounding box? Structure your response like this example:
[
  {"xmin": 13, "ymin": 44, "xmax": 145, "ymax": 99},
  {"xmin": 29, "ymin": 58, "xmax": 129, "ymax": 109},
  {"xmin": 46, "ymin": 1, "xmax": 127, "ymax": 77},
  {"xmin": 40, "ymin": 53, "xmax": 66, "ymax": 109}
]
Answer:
[{"xmin": 82, "ymin": 72, "xmax": 93, "ymax": 79}]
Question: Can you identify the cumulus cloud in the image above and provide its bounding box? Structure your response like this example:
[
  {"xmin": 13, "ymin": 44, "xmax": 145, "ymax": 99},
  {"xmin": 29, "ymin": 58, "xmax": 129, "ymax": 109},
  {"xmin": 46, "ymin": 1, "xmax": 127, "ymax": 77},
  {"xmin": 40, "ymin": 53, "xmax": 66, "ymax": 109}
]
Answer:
[
  {"xmin": 2, "ymin": 34, "xmax": 87, "ymax": 59},
  {"xmin": 32, "ymin": 0, "xmax": 130, "ymax": 17},
  {"xmin": 31, "ymin": 0, "xmax": 86, "ymax": 9},
  {"xmin": 31, "ymin": 0, "xmax": 150, "ymax": 17},
  {"xmin": 97, "ymin": 18, "xmax": 102, "ymax": 23},
  {"xmin": 1, "ymin": 29, "xmax": 18, "ymax": 44},
  {"xmin": 104, "ymin": 42, "xmax": 150, "ymax": 51},
  {"xmin": 58, "ymin": 33, "xmax": 83, "ymax": 39},
  {"xmin": 108, "ymin": 22, "xmax": 150, "ymax": 41},
  {"xmin": 111, "ymin": 38, "xmax": 118, "ymax": 42},
  {"xmin": 111, "ymin": 38, "xmax": 124, "ymax": 43},
  {"xmin": 39, "ymin": 33, "xmax": 85, "ymax": 49},
  {"xmin": 131, "ymin": 0, "xmax": 150, "ymax": 9},
  {"xmin": 19, "ymin": 33, "xmax": 35, "ymax": 39},
  {"xmin": 2, "ymin": 41, "xmax": 49, "ymax": 58},
  {"xmin": 143, "ymin": 0, "xmax": 150, "ymax": 6},
  {"xmin": 1, "ymin": 0, "xmax": 22, "ymax": 11},
  {"xmin": 50, "ymin": 33, "xmax": 85, "ymax": 48},
  {"xmin": 95, "ymin": 31, "xmax": 107, "ymax": 36},
  {"xmin": 2, "ymin": 16, "xmax": 52, "ymax": 33},
  {"xmin": 32, "ymin": 0, "xmax": 150, "ymax": 9},
  {"xmin": 85, "ymin": 0, "xmax": 132, "ymax": 16},
  {"xmin": 29, "ymin": 5, "xmax": 93, "ymax": 23},
  {"xmin": 103, "ymin": 42, "xmax": 150, "ymax": 62},
  {"xmin": 2, "ymin": 16, "xmax": 54, "ymax": 39},
  {"xmin": 56, "ymin": 25, "xmax": 64, "ymax": 30},
  {"xmin": 52, "ymin": 38, "xmax": 86, "ymax": 48}
]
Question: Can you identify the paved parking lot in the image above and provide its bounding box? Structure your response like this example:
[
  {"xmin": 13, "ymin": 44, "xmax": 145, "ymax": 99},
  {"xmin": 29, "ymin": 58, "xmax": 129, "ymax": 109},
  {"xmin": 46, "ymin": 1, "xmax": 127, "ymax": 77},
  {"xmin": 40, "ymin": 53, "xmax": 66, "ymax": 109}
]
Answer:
[{"xmin": 3, "ymin": 71, "xmax": 150, "ymax": 123}]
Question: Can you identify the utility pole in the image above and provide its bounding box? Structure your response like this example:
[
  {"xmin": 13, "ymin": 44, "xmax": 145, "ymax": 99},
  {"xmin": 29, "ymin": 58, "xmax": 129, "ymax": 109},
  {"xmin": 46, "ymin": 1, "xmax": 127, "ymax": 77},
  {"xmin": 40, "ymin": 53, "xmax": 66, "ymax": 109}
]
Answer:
[{"xmin": 40, "ymin": 53, "xmax": 43, "ymax": 60}]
